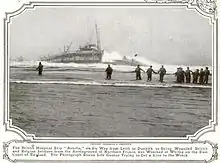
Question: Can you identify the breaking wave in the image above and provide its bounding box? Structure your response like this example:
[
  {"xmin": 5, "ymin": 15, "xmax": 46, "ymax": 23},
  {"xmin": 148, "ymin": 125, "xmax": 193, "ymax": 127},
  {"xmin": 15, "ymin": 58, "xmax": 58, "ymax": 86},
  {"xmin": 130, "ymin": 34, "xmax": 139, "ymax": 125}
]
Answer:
[
  {"xmin": 10, "ymin": 51, "xmax": 211, "ymax": 74},
  {"xmin": 102, "ymin": 51, "xmax": 123, "ymax": 62},
  {"xmin": 10, "ymin": 80, "xmax": 211, "ymax": 89}
]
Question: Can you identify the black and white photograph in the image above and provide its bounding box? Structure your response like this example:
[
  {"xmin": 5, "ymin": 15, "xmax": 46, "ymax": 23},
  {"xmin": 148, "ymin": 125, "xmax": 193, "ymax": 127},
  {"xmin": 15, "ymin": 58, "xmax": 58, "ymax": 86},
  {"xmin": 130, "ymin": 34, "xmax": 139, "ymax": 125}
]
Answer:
[{"xmin": 8, "ymin": 5, "xmax": 213, "ymax": 138}]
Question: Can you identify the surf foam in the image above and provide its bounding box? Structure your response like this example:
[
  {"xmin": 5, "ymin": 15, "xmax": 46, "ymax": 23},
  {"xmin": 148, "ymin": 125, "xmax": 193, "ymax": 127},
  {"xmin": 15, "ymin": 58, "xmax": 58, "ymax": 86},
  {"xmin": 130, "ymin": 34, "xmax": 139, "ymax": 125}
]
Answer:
[
  {"xmin": 10, "ymin": 51, "xmax": 212, "ymax": 74},
  {"xmin": 10, "ymin": 80, "xmax": 211, "ymax": 89}
]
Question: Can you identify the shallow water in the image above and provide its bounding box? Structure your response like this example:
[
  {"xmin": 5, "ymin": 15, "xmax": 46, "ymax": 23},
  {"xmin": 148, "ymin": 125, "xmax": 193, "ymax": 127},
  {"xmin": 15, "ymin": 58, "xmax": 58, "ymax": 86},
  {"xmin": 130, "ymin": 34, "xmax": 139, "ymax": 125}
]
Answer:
[{"xmin": 9, "ymin": 67, "xmax": 212, "ymax": 137}]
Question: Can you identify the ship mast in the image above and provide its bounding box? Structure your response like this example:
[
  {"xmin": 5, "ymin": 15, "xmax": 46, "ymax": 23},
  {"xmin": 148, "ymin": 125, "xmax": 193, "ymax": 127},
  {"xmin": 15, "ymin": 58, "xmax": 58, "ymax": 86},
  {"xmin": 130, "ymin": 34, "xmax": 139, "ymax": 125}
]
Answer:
[{"xmin": 95, "ymin": 22, "xmax": 101, "ymax": 52}]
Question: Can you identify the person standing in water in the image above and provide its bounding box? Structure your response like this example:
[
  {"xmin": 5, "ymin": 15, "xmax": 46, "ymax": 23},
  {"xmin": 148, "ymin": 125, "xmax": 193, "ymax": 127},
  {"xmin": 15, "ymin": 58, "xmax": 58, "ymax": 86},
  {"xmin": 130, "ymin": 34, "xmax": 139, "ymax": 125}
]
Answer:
[
  {"xmin": 203, "ymin": 67, "xmax": 210, "ymax": 84},
  {"xmin": 175, "ymin": 67, "xmax": 184, "ymax": 83},
  {"xmin": 179, "ymin": 67, "xmax": 185, "ymax": 83},
  {"xmin": 192, "ymin": 69, "xmax": 199, "ymax": 84},
  {"xmin": 135, "ymin": 65, "xmax": 145, "ymax": 80},
  {"xmin": 146, "ymin": 65, "xmax": 157, "ymax": 81},
  {"xmin": 174, "ymin": 68, "xmax": 181, "ymax": 83},
  {"xmin": 105, "ymin": 64, "xmax": 113, "ymax": 80},
  {"xmin": 199, "ymin": 68, "xmax": 205, "ymax": 84},
  {"xmin": 158, "ymin": 65, "xmax": 166, "ymax": 82},
  {"xmin": 36, "ymin": 62, "xmax": 43, "ymax": 76},
  {"xmin": 185, "ymin": 67, "xmax": 192, "ymax": 83}
]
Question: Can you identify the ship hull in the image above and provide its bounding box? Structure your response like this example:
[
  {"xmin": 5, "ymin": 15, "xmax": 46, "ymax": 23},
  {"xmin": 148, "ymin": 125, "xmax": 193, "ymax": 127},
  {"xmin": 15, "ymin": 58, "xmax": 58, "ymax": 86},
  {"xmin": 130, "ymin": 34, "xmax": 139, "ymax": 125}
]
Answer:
[
  {"xmin": 50, "ymin": 59, "xmax": 101, "ymax": 63},
  {"xmin": 46, "ymin": 51, "xmax": 103, "ymax": 64}
]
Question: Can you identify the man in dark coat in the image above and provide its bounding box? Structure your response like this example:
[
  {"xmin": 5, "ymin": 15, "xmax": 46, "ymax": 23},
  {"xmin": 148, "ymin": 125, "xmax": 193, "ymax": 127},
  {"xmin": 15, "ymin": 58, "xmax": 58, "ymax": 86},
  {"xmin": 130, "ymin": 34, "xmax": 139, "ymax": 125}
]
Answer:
[
  {"xmin": 105, "ymin": 65, "xmax": 113, "ymax": 80},
  {"xmin": 146, "ymin": 65, "xmax": 157, "ymax": 81},
  {"xmin": 174, "ymin": 68, "xmax": 181, "ymax": 83},
  {"xmin": 185, "ymin": 67, "xmax": 192, "ymax": 83},
  {"xmin": 199, "ymin": 68, "xmax": 205, "ymax": 84},
  {"xmin": 158, "ymin": 65, "xmax": 166, "ymax": 82},
  {"xmin": 135, "ymin": 65, "xmax": 145, "ymax": 80},
  {"xmin": 203, "ymin": 67, "xmax": 210, "ymax": 84},
  {"xmin": 192, "ymin": 69, "xmax": 199, "ymax": 84},
  {"xmin": 179, "ymin": 67, "xmax": 185, "ymax": 83},
  {"xmin": 36, "ymin": 62, "xmax": 43, "ymax": 76}
]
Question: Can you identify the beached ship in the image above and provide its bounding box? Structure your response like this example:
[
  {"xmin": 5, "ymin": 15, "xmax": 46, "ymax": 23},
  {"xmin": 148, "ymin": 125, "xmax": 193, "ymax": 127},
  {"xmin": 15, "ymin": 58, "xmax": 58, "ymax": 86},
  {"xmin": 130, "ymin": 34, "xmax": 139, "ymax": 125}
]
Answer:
[{"xmin": 45, "ymin": 23, "xmax": 104, "ymax": 63}]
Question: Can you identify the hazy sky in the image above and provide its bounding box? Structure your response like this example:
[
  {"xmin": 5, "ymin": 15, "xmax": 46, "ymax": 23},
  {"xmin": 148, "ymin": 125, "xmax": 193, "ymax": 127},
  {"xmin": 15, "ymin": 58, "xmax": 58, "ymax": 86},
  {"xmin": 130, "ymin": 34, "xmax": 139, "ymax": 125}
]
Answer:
[{"xmin": 9, "ymin": 6, "xmax": 212, "ymax": 65}]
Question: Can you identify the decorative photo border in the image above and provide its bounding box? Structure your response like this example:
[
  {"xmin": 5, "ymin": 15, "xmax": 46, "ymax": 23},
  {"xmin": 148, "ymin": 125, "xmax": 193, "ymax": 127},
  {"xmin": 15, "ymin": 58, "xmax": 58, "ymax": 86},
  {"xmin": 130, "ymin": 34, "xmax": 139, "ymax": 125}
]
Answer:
[
  {"xmin": 2, "ymin": 139, "xmax": 219, "ymax": 162},
  {"xmin": 2, "ymin": 1, "xmax": 219, "ymax": 162}
]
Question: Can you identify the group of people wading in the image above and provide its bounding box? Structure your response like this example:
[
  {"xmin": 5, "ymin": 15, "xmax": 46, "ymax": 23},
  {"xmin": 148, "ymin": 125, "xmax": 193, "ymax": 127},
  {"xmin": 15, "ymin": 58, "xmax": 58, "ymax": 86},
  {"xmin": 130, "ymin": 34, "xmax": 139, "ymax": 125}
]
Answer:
[
  {"xmin": 174, "ymin": 67, "xmax": 211, "ymax": 84},
  {"xmin": 105, "ymin": 64, "xmax": 211, "ymax": 84},
  {"xmin": 105, "ymin": 64, "xmax": 167, "ymax": 83},
  {"xmin": 36, "ymin": 62, "xmax": 211, "ymax": 84}
]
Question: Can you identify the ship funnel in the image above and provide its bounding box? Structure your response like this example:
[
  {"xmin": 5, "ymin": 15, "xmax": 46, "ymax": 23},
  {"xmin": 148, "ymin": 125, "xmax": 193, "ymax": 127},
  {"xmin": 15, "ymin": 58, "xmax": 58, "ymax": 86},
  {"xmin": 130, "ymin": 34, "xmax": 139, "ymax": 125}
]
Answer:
[{"xmin": 95, "ymin": 22, "xmax": 101, "ymax": 52}]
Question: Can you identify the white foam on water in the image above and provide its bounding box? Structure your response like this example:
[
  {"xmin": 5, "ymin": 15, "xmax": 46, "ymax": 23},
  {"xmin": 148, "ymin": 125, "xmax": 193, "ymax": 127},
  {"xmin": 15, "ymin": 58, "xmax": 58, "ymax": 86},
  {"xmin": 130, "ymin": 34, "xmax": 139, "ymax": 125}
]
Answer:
[
  {"xmin": 102, "ymin": 51, "xmax": 123, "ymax": 62},
  {"xmin": 10, "ymin": 51, "xmax": 212, "ymax": 74},
  {"xmin": 10, "ymin": 80, "xmax": 212, "ymax": 89}
]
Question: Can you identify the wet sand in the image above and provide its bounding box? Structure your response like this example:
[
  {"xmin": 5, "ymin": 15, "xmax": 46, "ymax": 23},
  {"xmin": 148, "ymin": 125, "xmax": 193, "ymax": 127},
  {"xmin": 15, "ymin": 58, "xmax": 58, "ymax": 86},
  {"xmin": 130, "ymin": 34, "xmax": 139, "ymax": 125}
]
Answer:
[{"xmin": 9, "ymin": 67, "xmax": 212, "ymax": 137}]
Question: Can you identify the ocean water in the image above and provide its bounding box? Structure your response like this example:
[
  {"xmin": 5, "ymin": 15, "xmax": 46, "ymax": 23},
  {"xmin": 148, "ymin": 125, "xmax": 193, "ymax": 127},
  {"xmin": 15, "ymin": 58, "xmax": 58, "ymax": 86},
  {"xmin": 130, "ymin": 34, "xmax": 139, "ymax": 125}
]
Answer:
[
  {"xmin": 10, "ymin": 51, "xmax": 212, "ymax": 74},
  {"xmin": 9, "ymin": 66, "xmax": 212, "ymax": 137}
]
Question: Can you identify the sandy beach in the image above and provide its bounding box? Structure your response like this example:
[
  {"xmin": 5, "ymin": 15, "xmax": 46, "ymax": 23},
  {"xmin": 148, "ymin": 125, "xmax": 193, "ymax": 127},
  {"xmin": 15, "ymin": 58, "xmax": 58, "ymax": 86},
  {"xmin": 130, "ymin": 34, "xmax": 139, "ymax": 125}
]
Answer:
[{"xmin": 9, "ymin": 67, "xmax": 212, "ymax": 137}]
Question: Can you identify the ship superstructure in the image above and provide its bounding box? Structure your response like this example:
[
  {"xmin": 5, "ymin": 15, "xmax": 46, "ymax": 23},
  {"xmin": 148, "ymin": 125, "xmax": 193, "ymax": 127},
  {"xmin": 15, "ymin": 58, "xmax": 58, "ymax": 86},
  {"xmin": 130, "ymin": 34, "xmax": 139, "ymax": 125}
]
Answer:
[{"xmin": 45, "ymin": 23, "xmax": 104, "ymax": 63}]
